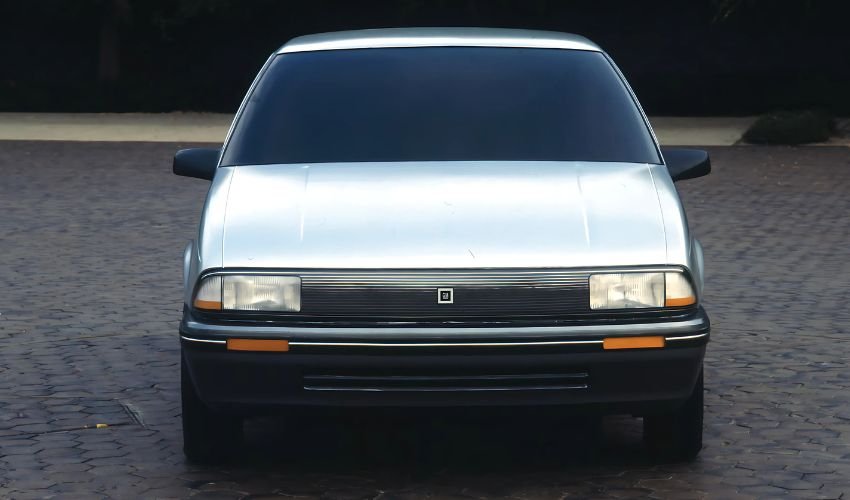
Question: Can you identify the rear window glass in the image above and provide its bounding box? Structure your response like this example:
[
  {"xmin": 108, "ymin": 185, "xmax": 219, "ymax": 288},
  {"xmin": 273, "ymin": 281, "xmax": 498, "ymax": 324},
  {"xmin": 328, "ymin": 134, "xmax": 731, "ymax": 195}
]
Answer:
[{"xmin": 221, "ymin": 47, "xmax": 660, "ymax": 165}]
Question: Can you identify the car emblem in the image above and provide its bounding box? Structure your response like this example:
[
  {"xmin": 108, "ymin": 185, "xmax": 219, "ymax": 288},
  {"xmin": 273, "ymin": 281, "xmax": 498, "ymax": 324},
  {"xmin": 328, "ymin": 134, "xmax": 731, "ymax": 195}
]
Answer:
[{"xmin": 437, "ymin": 288, "xmax": 454, "ymax": 304}]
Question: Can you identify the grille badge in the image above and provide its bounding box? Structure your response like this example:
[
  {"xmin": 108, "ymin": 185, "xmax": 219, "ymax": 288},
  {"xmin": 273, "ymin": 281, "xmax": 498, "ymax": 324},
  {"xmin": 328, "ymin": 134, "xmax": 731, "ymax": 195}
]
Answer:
[{"xmin": 437, "ymin": 288, "xmax": 454, "ymax": 304}]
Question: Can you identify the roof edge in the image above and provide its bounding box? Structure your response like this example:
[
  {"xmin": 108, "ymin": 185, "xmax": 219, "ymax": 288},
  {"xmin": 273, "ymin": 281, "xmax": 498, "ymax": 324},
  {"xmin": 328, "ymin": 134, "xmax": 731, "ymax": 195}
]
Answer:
[{"xmin": 277, "ymin": 28, "xmax": 601, "ymax": 54}]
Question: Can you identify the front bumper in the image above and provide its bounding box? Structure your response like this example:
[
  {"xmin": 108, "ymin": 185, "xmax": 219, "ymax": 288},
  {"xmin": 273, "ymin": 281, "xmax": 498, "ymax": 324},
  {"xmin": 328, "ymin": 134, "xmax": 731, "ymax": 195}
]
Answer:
[{"xmin": 180, "ymin": 308, "xmax": 709, "ymax": 414}]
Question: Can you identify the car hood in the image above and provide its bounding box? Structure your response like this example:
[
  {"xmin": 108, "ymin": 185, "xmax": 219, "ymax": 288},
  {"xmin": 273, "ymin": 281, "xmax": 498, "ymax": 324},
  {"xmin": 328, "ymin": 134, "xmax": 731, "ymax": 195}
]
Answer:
[{"xmin": 216, "ymin": 161, "xmax": 673, "ymax": 269}]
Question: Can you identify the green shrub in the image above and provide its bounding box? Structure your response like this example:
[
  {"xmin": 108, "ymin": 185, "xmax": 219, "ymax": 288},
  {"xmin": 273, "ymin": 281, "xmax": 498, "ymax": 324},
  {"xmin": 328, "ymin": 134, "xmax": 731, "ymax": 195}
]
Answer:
[{"xmin": 743, "ymin": 110, "xmax": 834, "ymax": 145}]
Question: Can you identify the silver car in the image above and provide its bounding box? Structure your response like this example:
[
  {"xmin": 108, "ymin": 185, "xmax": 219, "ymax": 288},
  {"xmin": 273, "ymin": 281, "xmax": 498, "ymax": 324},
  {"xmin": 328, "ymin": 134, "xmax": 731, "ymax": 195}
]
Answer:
[{"xmin": 174, "ymin": 28, "xmax": 711, "ymax": 464}]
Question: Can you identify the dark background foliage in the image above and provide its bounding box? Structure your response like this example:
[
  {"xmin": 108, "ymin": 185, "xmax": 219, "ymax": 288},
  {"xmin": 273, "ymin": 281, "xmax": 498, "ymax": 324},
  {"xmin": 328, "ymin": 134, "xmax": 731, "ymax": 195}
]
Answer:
[{"xmin": 1, "ymin": 0, "xmax": 848, "ymax": 115}]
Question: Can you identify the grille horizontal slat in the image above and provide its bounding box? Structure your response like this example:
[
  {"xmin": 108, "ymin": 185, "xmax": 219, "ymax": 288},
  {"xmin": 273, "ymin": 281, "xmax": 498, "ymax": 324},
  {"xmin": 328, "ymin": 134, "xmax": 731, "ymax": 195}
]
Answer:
[
  {"xmin": 294, "ymin": 270, "xmax": 590, "ymax": 319},
  {"xmin": 303, "ymin": 372, "xmax": 590, "ymax": 392}
]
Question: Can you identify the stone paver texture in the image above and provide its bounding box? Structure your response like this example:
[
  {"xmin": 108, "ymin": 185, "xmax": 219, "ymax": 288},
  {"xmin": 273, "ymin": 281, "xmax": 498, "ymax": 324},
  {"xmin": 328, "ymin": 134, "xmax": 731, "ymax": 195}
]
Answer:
[{"xmin": 0, "ymin": 141, "xmax": 848, "ymax": 499}]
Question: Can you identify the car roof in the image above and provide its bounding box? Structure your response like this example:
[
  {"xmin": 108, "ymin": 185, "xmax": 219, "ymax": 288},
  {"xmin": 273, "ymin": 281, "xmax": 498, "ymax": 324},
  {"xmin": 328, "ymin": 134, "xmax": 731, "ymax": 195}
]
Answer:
[{"xmin": 277, "ymin": 28, "xmax": 601, "ymax": 54}]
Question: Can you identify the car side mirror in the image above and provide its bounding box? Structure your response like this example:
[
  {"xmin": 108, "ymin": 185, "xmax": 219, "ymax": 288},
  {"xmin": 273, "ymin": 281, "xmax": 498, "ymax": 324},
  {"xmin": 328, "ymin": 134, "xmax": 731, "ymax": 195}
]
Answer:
[
  {"xmin": 661, "ymin": 147, "xmax": 711, "ymax": 182},
  {"xmin": 173, "ymin": 148, "xmax": 221, "ymax": 180}
]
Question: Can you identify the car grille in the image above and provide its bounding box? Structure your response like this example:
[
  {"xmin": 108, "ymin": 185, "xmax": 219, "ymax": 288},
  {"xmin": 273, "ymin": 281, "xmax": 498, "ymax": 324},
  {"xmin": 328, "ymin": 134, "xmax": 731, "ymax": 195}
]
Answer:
[
  {"xmin": 297, "ymin": 269, "xmax": 590, "ymax": 319},
  {"xmin": 303, "ymin": 370, "xmax": 590, "ymax": 392}
]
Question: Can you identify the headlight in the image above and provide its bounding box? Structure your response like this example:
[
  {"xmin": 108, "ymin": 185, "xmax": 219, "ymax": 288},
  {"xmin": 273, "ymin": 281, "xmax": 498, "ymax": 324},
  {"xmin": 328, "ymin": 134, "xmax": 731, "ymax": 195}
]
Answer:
[
  {"xmin": 589, "ymin": 272, "xmax": 695, "ymax": 310},
  {"xmin": 193, "ymin": 275, "xmax": 301, "ymax": 312}
]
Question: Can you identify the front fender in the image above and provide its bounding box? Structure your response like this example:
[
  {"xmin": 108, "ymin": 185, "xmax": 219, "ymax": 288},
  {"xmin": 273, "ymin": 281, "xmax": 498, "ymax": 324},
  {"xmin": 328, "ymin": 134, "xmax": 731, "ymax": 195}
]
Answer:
[
  {"xmin": 183, "ymin": 240, "xmax": 195, "ymax": 306},
  {"xmin": 690, "ymin": 237, "xmax": 705, "ymax": 296}
]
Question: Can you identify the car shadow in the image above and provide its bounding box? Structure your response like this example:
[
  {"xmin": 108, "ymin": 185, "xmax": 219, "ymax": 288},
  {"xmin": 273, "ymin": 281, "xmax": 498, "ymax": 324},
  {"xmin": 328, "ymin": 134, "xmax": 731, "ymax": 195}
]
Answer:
[{"xmin": 233, "ymin": 408, "xmax": 658, "ymax": 476}]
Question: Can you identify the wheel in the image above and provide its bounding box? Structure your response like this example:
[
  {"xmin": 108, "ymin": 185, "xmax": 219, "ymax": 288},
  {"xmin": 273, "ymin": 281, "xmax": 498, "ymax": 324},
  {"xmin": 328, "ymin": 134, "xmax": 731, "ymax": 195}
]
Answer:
[
  {"xmin": 181, "ymin": 355, "xmax": 243, "ymax": 464},
  {"xmin": 643, "ymin": 368, "xmax": 703, "ymax": 462}
]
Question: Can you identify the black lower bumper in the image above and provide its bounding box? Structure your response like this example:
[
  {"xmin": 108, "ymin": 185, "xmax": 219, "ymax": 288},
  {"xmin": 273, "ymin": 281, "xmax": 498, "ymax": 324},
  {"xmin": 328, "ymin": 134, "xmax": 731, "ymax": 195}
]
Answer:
[{"xmin": 180, "ymin": 309, "xmax": 709, "ymax": 415}]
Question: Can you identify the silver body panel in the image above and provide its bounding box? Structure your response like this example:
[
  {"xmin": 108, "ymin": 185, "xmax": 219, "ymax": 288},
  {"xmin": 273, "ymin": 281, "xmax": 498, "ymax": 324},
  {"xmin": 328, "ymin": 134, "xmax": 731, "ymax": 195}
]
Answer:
[
  {"xmin": 185, "ymin": 160, "xmax": 699, "ymax": 305},
  {"xmin": 182, "ymin": 28, "xmax": 703, "ymax": 309},
  {"xmin": 220, "ymin": 161, "xmax": 675, "ymax": 268}
]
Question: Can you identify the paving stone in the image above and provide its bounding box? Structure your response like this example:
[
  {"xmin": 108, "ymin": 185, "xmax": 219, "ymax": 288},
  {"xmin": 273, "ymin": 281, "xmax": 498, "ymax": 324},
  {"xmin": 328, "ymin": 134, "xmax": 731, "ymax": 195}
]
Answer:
[
  {"xmin": 785, "ymin": 490, "xmax": 843, "ymax": 500},
  {"xmin": 36, "ymin": 447, "xmax": 81, "ymax": 459},
  {"xmin": 42, "ymin": 462, "xmax": 93, "ymax": 473}
]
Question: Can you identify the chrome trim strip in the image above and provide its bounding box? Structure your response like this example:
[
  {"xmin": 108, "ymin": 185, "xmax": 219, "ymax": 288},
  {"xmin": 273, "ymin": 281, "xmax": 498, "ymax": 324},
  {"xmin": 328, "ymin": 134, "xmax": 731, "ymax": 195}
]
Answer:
[
  {"xmin": 289, "ymin": 339, "xmax": 603, "ymax": 348},
  {"xmin": 665, "ymin": 332, "xmax": 709, "ymax": 342},
  {"xmin": 180, "ymin": 335, "xmax": 227, "ymax": 345},
  {"xmin": 304, "ymin": 373, "xmax": 588, "ymax": 381},
  {"xmin": 200, "ymin": 266, "xmax": 688, "ymax": 280},
  {"xmin": 302, "ymin": 384, "xmax": 589, "ymax": 392}
]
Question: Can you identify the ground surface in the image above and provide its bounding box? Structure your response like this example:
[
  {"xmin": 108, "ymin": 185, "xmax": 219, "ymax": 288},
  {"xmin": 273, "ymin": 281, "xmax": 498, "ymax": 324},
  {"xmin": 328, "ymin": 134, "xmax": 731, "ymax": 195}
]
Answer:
[
  {"xmin": 0, "ymin": 114, "xmax": 755, "ymax": 146},
  {"xmin": 0, "ymin": 142, "xmax": 849, "ymax": 499}
]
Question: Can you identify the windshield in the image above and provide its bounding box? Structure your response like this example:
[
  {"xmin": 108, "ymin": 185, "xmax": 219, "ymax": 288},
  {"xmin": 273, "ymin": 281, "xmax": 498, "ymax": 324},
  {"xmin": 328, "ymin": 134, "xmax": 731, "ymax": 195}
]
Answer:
[{"xmin": 221, "ymin": 47, "xmax": 660, "ymax": 166}]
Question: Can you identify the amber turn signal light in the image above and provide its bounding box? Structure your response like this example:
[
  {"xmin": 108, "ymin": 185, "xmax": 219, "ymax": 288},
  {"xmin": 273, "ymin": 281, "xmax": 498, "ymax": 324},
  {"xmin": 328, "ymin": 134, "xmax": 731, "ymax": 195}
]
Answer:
[
  {"xmin": 226, "ymin": 339, "xmax": 290, "ymax": 352},
  {"xmin": 603, "ymin": 336, "xmax": 665, "ymax": 350},
  {"xmin": 193, "ymin": 299, "xmax": 222, "ymax": 310},
  {"xmin": 664, "ymin": 296, "xmax": 696, "ymax": 307}
]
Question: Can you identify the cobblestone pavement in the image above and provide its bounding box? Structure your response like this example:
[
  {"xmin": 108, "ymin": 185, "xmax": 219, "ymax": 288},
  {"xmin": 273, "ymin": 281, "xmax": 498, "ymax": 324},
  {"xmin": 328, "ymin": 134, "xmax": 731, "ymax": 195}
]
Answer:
[{"xmin": 0, "ymin": 141, "xmax": 848, "ymax": 499}]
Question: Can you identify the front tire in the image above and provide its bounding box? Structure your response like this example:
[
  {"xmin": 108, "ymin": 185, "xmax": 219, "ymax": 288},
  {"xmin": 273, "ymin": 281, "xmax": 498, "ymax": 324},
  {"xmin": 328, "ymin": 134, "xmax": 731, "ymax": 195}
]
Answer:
[
  {"xmin": 643, "ymin": 368, "xmax": 703, "ymax": 462},
  {"xmin": 181, "ymin": 355, "xmax": 243, "ymax": 464}
]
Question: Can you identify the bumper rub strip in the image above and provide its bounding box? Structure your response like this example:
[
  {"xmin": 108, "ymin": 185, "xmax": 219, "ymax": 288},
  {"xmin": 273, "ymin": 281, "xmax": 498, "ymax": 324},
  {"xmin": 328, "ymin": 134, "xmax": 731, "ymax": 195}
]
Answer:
[
  {"xmin": 289, "ymin": 339, "xmax": 603, "ymax": 347},
  {"xmin": 302, "ymin": 385, "xmax": 589, "ymax": 392},
  {"xmin": 183, "ymin": 313, "xmax": 708, "ymax": 338},
  {"xmin": 181, "ymin": 333, "xmax": 707, "ymax": 348}
]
